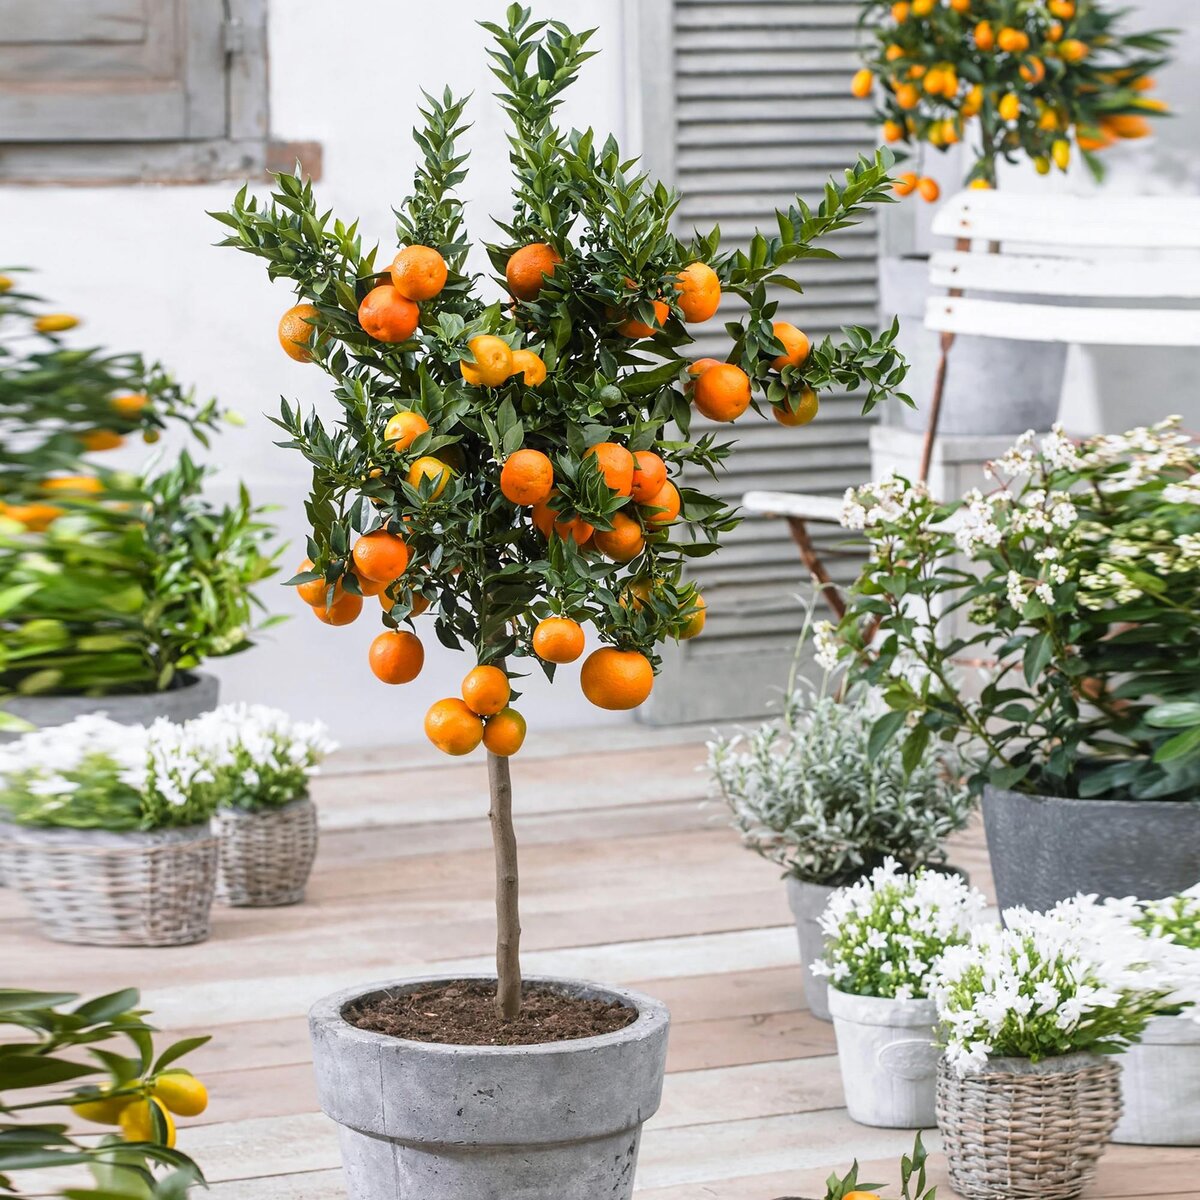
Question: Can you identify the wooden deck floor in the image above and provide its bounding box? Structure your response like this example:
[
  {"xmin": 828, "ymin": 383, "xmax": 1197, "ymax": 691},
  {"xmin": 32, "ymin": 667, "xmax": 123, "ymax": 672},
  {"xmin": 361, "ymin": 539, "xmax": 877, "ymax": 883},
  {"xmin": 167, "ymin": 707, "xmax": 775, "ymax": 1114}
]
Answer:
[{"xmin": 4, "ymin": 728, "xmax": 1196, "ymax": 1199}]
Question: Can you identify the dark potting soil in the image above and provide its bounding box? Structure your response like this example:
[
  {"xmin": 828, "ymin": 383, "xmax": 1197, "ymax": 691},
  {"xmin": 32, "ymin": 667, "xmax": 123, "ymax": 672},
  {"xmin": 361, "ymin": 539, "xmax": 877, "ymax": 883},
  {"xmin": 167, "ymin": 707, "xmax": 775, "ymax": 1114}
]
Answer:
[{"xmin": 344, "ymin": 981, "xmax": 639, "ymax": 1046}]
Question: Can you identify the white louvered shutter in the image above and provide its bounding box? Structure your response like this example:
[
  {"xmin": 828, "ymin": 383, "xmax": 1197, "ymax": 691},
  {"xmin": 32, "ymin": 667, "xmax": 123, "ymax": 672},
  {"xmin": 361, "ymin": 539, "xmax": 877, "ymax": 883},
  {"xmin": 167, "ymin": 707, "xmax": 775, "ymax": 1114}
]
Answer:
[{"xmin": 638, "ymin": 0, "xmax": 879, "ymax": 724}]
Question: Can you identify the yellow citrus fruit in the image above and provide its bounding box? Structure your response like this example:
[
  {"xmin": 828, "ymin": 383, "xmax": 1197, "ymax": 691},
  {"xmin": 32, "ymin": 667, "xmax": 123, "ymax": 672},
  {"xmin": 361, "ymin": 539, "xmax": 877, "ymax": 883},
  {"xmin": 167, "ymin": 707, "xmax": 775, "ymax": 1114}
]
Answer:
[
  {"xmin": 73, "ymin": 1092, "xmax": 133, "ymax": 1124},
  {"xmin": 425, "ymin": 698, "xmax": 484, "ymax": 756},
  {"xmin": 34, "ymin": 313, "xmax": 79, "ymax": 333},
  {"xmin": 118, "ymin": 1098, "xmax": 175, "ymax": 1147},
  {"xmin": 408, "ymin": 456, "xmax": 453, "ymax": 500},
  {"xmin": 774, "ymin": 387, "xmax": 819, "ymax": 426},
  {"xmin": 152, "ymin": 1072, "xmax": 208, "ymax": 1117},
  {"xmin": 110, "ymin": 393, "xmax": 149, "ymax": 417},
  {"xmin": 461, "ymin": 335, "xmax": 513, "ymax": 387},
  {"xmin": 851, "ymin": 68, "xmax": 874, "ymax": 98},
  {"xmin": 680, "ymin": 593, "xmax": 707, "ymax": 639}
]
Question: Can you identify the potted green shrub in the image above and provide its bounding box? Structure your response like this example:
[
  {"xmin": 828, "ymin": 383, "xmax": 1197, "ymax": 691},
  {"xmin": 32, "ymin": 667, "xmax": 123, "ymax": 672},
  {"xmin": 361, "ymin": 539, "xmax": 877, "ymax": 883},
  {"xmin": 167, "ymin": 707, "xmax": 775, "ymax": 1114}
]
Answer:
[
  {"xmin": 834, "ymin": 420, "xmax": 1200, "ymax": 911},
  {"xmin": 0, "ymin": 276, "xmax": 280, "ymax": 733},
  {"xmin": 814, "ymin": 858, "xmax": 986, "ymax": 1128},
  {"xmin": 0, "ymin": 714, "xmax": 221, "ymax": 946},
  {"xmin": 709, "ymin": 659, "xmax": 973, "ymax": 1021},
  {"xmin": 197, "ymin": 703, "xmax": 335, "ymax": 907}
]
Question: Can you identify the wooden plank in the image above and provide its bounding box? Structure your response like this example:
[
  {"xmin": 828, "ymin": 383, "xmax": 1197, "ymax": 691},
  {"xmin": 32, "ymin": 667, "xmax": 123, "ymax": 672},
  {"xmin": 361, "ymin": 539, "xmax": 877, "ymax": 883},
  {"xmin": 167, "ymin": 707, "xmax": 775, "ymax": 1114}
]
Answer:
[
  {"xmin": 0, "ymin": 0, "xmax": 146, "ymax": 42},
  {"xmin": 741, "ymin": 491, "xmax": 845, "ymax": 522}
]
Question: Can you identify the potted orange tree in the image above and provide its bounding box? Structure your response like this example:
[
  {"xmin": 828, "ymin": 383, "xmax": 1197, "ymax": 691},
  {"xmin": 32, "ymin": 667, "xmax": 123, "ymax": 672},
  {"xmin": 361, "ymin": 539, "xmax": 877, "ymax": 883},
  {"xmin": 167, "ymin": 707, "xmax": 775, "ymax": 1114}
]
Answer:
[{"xmin": 214, "ymin": 8, "xmax": 907, "ymax": 1196}]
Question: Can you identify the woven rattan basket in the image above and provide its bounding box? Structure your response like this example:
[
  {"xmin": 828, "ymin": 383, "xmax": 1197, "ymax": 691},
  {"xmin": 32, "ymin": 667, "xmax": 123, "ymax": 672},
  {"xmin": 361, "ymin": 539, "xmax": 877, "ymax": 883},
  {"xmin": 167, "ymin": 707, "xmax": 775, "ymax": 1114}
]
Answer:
[
  {"xmin": 215, "ymin": 796, "xmax": 318, "ymax": 907},
  {"xmin": 936, "ymin": 1052, "xmax": 1121, "ymax": 1200},
  {"xmin": 2, "ymin": 823, "xmax": 218, "ymax": 946}
]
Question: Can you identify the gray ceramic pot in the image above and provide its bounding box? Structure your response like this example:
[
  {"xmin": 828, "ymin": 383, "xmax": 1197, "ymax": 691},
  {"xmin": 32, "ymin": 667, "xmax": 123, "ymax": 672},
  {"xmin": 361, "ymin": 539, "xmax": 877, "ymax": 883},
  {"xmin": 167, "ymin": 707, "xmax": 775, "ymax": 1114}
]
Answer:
[
  {"xmin": 1, "ymin": 672, "xmax": 219, "ymax": 740},
  {"xmin": 309, "ymin": 975, "xmax": 670, "ymax": 1200},
  {"xmin": 785, "ymin": 877, "xmax": 835, "ymax": 1022},
  {"xmin": 983, "ymin": 785, "xmax": 1200, "ymax": 912}
]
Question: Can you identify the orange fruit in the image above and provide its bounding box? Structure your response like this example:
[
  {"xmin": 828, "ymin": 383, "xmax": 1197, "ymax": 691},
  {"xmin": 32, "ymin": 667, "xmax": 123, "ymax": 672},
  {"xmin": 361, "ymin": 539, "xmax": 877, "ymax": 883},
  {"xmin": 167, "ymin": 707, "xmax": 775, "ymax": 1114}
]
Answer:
[
  {"xmin": 295, "ymin": 558, "xmax": 337, "ymax": 606},
  {"xmin": 531, "ymin": 493, "xmax": 593, "ymax": 546},
  {"xmin": 425, "ymin": 698, "xmax": 484, "ymax": 756},
  {"xmin": 384, "ymin": 410, "xmax": 430, "ymax": 452},
  {"xmin": 1058, "ymin": 38, "xmax": 1088, "ymax": 62},
  {"xmin": 1103, "ymin": 113, "xmax": 1152, "ymax": 139},
  {"xmin": 674, "ymin": 262, "xmax": 721, "ymax": 323},
  {"xmin": 461, "ymin": 334, "xmax": 514, "ymax": 386},
  {"xmin": 842, "ymin": 1193, "xmax": 881, "ymax": 1200},
  {"xmin": 358, "ymin": 285, "xmax": 419, "ymax": 343},
  {"xmin": 80, "ymin": 430, "xmax": 123, "ymax": 452},
  {"xmin": 40, "ymin": 475, "xmax": 102, "ymax": 495},
  {"xmin": 617, "ymin": 298, "xmax": 670, "ymax": 339},
  {"xmin": 594, "ymin": 512, "xmax": 646, "ymax": 563},
  {"xmin": 685, "ymin": 358, "xmax": 723, "ymax": 394},
  {"xmin": 501, "ymin": 449, "xmax": 554, "ymax": 506},
  {"xmin": 680, "ymin": 593, "xmax": 707, "ymax": 639},
  {"xmin": 894, "ymin": 170, "xmax": 919, "ymax": 196},
  {"xmin": 368, "ymin": 630, "xmax": 424, "ymax": 684},
  {"xmin": 380, "ymin": 588, "xmax": 429, "ymax": 615},
  {"xmin": 390, "ymin": 245, "xmax": 448, "ymax": 301},
  {"xmin": 998, "ymin": 93, "xmax": 1021, "ymax": 122},
  {"xmin": 973, "ymin": 20, "xmax": 994, "ymax": 50},
  {"xmin": 462, "ymin": 665, "xmax": 511, "ymax": 716},
  {"xmin": 279, "ymin": 304, "xmax": 320, "ymax": 362},
  {"xmin": 408, "ymin": 456, "xmax": 453, "ymax": 500},
  {"xmin": 851, "ymin": 68, "xmax": 874, "ymax": 99},
  {"xmin": 506, "ymin": 243, "xmax": 562, "ymax": 301},
  {"xmin": 918, "ymin": 177, "xmax": 941, "ymax": 203},
  {"xmin": 1, "ymin": 501, "xmax": 64, "ymax": 531},
  {"xmin": 882, "ymin": 119, "xmax": 904, "ymax": 142},
  {"xmin": 354, "ymin": 573, "xmax": 388, "ymax": 597},
  {"xmin": 34, "ymin": 313, "xmax": 79, "ymax": 333},
  {"xmin": 894, "ymin": 83, "xmax": 919, "ymax": 110},
  {"xmin": 630, "ymin": 451, "xmax": 668, "ymax": 503},
  {"xmin": 482, "ymin": 708, "xmax": 527, "ymax": 757},
  {"xmin": 774, "ymin": 387, "xmax": 819, "ymax": 426},
  {"xmin": 770, "ymin": 322, "xmax": 811, "ymax": 371},
  {"xmin": 312, "ymin": 592, "xmax": 362, "ymax": 626},
  {"xmin": 997, "ymin": 27, "xmax": 1029, "ymax": 53},
  {"xmin": 585, "ymin": 442, "xmax": 635, "ymax": 496},
  {"xmin": 352, "ymin": 530, "xmax": 410, "ymax": 583},
  {"xmin": 509, "ymin": 348, "xmax": 547, "ymax": 386},
  {"xmin": 693, "ymin": 363, "xmax": 751, "ymax": 422},
  {"xmin": 580, "ymin": 647, "xmax": 654, "ymax": 711},
  {"xmin": 532, "ymin": 616, "xmax": 585, "ymax": 664},
  {"xmin": 110, "ymin": 393, "xmax": 148, "ymax": 417},
  {"xmin": 892, "ymin": 2, "xmax": 910, "ymax": 19},
  {"xmin": 1020, "ymin": 57, "xmax": 1046, "ymax": 85},
  {"xmin": 641, "ymin": 480, "xmax": 681, "ymax": 525}
]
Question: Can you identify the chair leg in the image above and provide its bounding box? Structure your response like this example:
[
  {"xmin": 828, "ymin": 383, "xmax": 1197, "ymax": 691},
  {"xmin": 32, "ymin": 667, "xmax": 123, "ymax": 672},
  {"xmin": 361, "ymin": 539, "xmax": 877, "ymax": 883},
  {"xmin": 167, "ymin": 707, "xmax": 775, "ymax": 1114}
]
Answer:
[{"xmin": 786, "ymin": 516, "xmax": 846, "ymax": 621}]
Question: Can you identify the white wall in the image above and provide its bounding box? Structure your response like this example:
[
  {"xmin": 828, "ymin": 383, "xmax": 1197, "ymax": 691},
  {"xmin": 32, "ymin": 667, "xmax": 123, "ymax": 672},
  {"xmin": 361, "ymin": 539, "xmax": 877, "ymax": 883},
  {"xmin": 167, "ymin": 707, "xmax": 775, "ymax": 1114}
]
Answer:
[{"xmin": 2, "ymin": 1, "xmax": 635, "ymax": 746}]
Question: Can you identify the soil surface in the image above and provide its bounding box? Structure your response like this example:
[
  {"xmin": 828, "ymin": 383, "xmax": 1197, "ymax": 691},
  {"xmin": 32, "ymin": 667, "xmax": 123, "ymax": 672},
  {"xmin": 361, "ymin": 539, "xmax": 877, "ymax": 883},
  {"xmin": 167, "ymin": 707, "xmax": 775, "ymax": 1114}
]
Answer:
[{"xmin": 345, "ymin": 980, "xmax": 639, "ymax": 1046}]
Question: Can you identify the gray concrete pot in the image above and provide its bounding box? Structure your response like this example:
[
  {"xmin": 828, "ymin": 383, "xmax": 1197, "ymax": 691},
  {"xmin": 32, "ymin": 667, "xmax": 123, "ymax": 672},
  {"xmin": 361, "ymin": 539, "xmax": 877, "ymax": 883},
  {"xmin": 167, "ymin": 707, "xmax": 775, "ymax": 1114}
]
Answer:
[
  {"xmin": 983, "ymin": 785, "xmax": 1200, "ymax": 913},
  {"xmin": 1, "ymin": 671, "xmax": 219, "ymax": 740},
  {"xmin": 1113, "ymin": 1014, "xmax": 1200, "ymax": 1145},
  {"xmin": 309, "ymin": 975, "xmax": 670, "ymax": 1200},
  {"xmin": 828, "ymin": 988, "xmax": 939, "ymax": 1128},
  {"xmin": 785, "ymin": 877, "xmax": 835, "ymax": 1022}
]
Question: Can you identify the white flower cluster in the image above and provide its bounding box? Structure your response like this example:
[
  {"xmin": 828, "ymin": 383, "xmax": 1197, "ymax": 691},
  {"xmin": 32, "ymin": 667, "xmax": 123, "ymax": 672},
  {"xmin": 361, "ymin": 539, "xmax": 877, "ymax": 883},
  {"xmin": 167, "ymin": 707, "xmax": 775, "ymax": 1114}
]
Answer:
[
  {"xmin": 0, "ymin": 713, "xmax": 148, "ymax": 801},
  {"xmin": 813, "ymin": 857, "xmax": 987, "ymax": 1001},
  {"xmin": 1080, "ymin": 416, "xmax": 1196, "ymax": 493},
  {"xmin": 841, "ymin": 472, "xmax": 930, "ymax": 531},
  {"xmin": 812, "ymin": 620, "xmax": 842, "ymax": 672}
]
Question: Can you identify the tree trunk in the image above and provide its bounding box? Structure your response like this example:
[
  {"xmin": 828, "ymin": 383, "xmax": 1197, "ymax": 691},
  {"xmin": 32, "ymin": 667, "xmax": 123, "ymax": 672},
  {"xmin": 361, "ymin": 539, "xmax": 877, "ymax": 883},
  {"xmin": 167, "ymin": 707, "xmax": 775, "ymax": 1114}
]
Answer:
[{"xmin": 488, "ymin": 747, "xmax": 522, "ymax": 1018}]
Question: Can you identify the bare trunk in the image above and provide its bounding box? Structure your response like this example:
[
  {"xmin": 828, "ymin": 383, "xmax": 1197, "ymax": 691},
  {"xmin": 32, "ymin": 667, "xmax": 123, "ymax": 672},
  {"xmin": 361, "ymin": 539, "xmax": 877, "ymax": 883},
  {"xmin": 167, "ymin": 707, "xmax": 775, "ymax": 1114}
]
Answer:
[{"xmin": 487, "ymin": 748, "xmax": 522, "ymax": 1018}]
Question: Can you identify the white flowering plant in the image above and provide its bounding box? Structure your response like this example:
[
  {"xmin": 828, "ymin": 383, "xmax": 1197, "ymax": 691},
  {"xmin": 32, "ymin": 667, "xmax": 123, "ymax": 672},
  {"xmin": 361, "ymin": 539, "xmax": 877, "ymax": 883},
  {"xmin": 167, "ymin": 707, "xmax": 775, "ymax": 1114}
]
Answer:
[
  {"xmin": 833, "ymin": 419, "xmax": 1200, "ymax": 802},
  {"xmin": 812, "ymin": 857, "xmax": 986, "ymax": 1000},
  {"xmin": 186, "ymin": 703, "xmax": 334, "ymax": 812},
  {"xmin": 932, "ymin": 901, "xmax": 1175, "ymax": 1076}
]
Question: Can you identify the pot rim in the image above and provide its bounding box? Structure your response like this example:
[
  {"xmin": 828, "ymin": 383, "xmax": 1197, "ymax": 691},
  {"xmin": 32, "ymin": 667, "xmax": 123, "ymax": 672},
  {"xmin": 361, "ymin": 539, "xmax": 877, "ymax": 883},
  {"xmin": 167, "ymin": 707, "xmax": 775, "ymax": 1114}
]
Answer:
[
  {"xmin": 1137, "ymin": 1011, "xmax": 1200, "ymax": 1044},
  {"xmin": 216, "ymin": 793, "xmax": 313, "ymax": 819},
  {"xmin": 310, "ymin": 973, "xmax": 669, "ymax": 1058},
  {"xmin": 983, "ymin": 783, "xmax": 1200, "ymax": 810},
  {"xmin": 828, "ymin": 984, "xmax": 937, "ymax": 1026},
  {"xmin": 945, "ymin": 1049, "xmax": 1108, "ymax": 1077},
  {"xmin": 1, "ymin": 821, "xmax": 215, "ymax": 844}
]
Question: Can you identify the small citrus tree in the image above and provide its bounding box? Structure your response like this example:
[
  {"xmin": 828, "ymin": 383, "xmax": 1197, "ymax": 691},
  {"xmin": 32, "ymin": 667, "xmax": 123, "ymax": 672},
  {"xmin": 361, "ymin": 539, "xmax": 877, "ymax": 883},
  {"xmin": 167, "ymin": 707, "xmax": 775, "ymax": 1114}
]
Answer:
[
  {"xmin": 214, "ymin": 6, "xmax": 908, "ymax": 1017},
  {"xmin": 851, "ymin": 0, "xmax": 1174, "ymax": 192}
]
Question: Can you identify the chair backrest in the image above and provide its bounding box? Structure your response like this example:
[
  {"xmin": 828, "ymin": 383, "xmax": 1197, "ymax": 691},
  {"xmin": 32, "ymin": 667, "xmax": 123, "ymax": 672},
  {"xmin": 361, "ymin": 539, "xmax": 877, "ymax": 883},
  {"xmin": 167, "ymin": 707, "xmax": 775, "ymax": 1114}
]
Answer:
[{"xmin": 924, "ymin": 190, "xmax": 1200, "ymax": 348}]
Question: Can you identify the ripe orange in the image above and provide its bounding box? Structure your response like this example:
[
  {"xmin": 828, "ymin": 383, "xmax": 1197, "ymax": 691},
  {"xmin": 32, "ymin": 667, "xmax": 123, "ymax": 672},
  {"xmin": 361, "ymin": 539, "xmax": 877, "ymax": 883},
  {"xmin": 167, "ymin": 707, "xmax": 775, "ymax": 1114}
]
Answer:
[
  {"xmin": 279, "ymin": 304, "xmax": 320, "ymax": 362},
  {"xmin": 693, "ymin": 362, "xmax": 751, "ymax": 422},
  {"xmin": 685, "ymin": 358, "xmax": 723, "ymax": 395},
  {"xmin": 1020, "ymin": 57, "xmax": 1046, "ymax": 85},
  {"xmin": 894, "ymin": 170, "xmax": 919, "ymax": 196},
  {"xmin": 358, "ymin": 285, "xmax": 419, "ymax": 343},
  {"xmin": 617, "ymin": 298, "xmax": 670, "ymax": 339},
  {"xmin": 531, "ymin": 493, "xmax": 594, "ymax": 546},
  {"xmin": 851, "ymin": 68, "xmax": 874, "ymax": 99},
  {"xmin": 352, "ymin": 530, "xmax": 410, "ymax": 582},
  {"xmin": 774, "ymin": 387, "xmax": 819, "ymax": 426},
  {"xmin": 1103, "ymin": 113, "xmax": 1152, "ymax": 139},
  {"xmin": 630, "ymin": 451, "xmax": 668, "ymax": 503},
  {"xmin": 483, "ymin": 708, "xmax": 527, "ymax": 757},
  {"xmin": 501, "ymin": 449, "xmax": 555, "ymax": 506},
  {"xmin": 674, "ymin": 262, "xmax": 721, "ymax": 323},
  {"xmin": 973, "ymin": 20, "xmax": 994, "ymax": 50},
  {"xmin": 506, "ymin": 243, "xmax": 562, "ymax": 301},
  {"xmin": 1049, "ymin": 0, "xmax": 1075, "ymax": 15},
  {"xmin": 368, "ymin": 630, "xmax": 424, "ymax": 684},
  {"xmin": 509, "ymin": 348, "xmax": 547, "ymax": 386},
  {"xmin": 918, "ymin": 177, "xmax": 941, "ymax": 203},
  {"xmin": 461, "ymin": 334, "xmax": 514, "ymax": 386},
  {"xmin": 1, "ymin": 501, "xmax": 64, "ymax": 531},
  {"xmin": 390, "ymin": 245, "xmax": 448, "ymax": 301},
  {"xmin": 408, "ymin": 456, "xmax": 453, "ymax": 499},
  {"xmin": 882, "ymin": 119, "xmax": 904, "ymax": 142},
  {"xmin": 770, "ymin": 322, "xmax": 811, "ymax": 370},
  {"xmin": 80, "ymin": 430, "xmax": 123, "ymax": 452},
  {"xmin": 354, "ymin": 573, "xmax": 387, "ymax": 597},
  {"xmin": 641, "ymin": 480, "xmax": 681, "ymax": 525},
  {"xmin": 532, "ymin": 616, "xmax": 585, "ymax": 663},
  {"xmin": 680, "ymin": 593, "xmax": 707, "ymax": 639},
  {"xmin": 110, "ymin": 393, "xmax": 148, "ymax": 417},
  {"xmin": 425, "ymin": 698, "xmax": 484, "ymax": 756},
  {"xmin": 998, "ymin": 93, "xmax": 1021, "ymax": 122},
  {"xmin": 594, "ymin": 512, "xmax": 646, "ymax": 562},
  {"xmin": 580, "ymin": 647, "xmax": 654, "ymax": 710},
  {"xmin": 893, "ymin": 82, "xmax": 920, "ymax": 110},
  {"xmin": 997, "ymin": 27, "xmax": 1029, "ymax": 53},
  {"xmin": 892, "ymin": 1, "xmax": 909, "ymax": 19},
  {"xmin": 842, "ymin": 1193, "xmax": 881, "ymax": 1200},
  {"xmin": 1058, "ymin": 38, "xmax": 1088, "ymax": 62},
  {"xmin": 462, "ymin": 665, "xmax": 511, "ymax": 716},
  {"xmin": 40, "ymin": 475, "xmax": 103, "ymax": 495},
  {"xmin": 34, "ymin": 313, "xmax": 79, "ymax": 333},
  {"xmin": 384, "ymin": 410, "xmax": 430, "ymax": 452},
  {"xmin": 585, "ymin": 442, "xmax": 635, "ymax": 496},
  {"xmin": 312, "ymin": 592, "xmax": 363, "ymax": 626},
  {"xmin": 295, "ymin": 558, "xmax": 337, "ymax": 606}
]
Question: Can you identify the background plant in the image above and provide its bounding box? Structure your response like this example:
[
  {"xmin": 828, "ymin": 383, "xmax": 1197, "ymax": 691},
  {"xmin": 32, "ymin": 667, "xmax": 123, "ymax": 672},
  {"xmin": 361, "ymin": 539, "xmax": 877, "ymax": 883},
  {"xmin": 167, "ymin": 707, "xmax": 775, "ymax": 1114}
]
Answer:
[
  {"xmin": 813, "ymin": 1132, "xmax": 935, "ymax": 1200},
  {"xmin": 0, "ymin": 987, "xmax": 207, "ymax": 1199},
  {"xmin": 835, "ymin": 420, "xmax": 1200, "ymax": 802},
  {"xmin": 212, "ymin": 6, "xmax": 909, "ymax": 1017},
  {"xmin": 853, "ymin": 0, "xmax": 1174, "ymax": 188}
]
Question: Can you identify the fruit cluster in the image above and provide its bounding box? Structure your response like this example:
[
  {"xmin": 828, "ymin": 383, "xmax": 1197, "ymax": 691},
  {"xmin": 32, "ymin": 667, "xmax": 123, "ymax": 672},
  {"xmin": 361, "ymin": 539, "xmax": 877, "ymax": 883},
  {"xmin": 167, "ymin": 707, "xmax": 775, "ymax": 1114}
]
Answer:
[
  {"xmin": 852, "ymin": 0, "xmax": 1173, "ymax": 189},
  {"xmin": 73, "ymin": 1069, "xmax": 208, "ymax": 1150}
]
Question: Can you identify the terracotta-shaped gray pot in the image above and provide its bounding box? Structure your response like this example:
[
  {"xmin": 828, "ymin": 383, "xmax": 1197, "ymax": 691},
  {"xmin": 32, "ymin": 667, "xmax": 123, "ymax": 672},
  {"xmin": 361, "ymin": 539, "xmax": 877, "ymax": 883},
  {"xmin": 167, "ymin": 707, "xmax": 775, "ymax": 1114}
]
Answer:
[
  {"xmin": 983, "ymin": 785, "xmax": 1200, "ymax": 912},
  {"xmin": 309, "ymin": 975, "xmax": 670, "ymax": 1200},
  {"xmin": 785, "ymin": 877, "xmax": 836, "ymax": 1021}
]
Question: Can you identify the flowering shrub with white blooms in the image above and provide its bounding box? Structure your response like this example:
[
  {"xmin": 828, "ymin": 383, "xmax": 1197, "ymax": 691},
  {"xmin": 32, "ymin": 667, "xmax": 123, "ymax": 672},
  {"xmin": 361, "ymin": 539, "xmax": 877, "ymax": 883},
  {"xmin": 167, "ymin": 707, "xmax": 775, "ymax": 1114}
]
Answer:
[
  {"xmin": 812, "ymin": 858, "xmax": 986, "ymax": 1000},
  {"xmin": 932, "ymin": 900, "xmax": 1177, "ymax": 1075},
  {"xmin": 831, "ymin": 418, "xmax": 1200, "ymax": 802}
]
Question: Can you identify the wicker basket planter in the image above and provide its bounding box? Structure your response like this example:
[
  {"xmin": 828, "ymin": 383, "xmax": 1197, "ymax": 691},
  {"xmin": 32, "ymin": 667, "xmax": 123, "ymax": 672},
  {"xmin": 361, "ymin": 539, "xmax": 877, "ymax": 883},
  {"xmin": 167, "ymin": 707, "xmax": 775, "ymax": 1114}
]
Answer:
[
  {"xmin": 215, "ymin": 796, "xmax": 318, "ymax": 907},
  {"xmin": 936, "ymin": 1052, "xmax": 1121, "ymax": 1200},
  {"xmin": 2, "ymin": 823, "xmax": 218, "ymax": 946}
]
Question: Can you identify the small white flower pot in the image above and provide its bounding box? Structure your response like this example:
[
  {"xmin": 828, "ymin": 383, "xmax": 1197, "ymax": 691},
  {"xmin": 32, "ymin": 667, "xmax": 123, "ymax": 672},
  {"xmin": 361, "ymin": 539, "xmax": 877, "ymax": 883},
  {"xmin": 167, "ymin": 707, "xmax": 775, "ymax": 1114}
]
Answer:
[
  {"xmin": 827, "ymin": 987, "xmax": 939, "ymax": 1128},
  {"xmin": 1114, "ymin": 1014, "xmax": 1200, "ymax": 1145}
]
